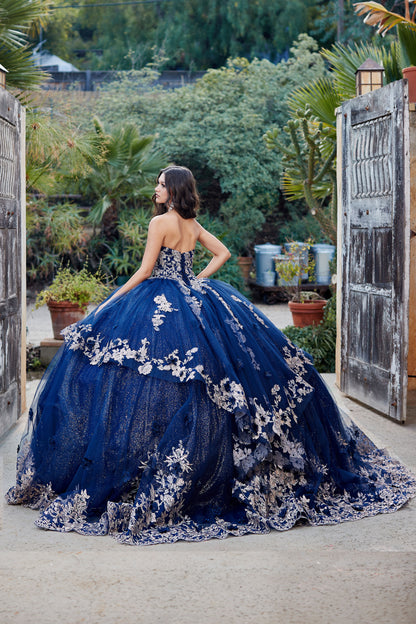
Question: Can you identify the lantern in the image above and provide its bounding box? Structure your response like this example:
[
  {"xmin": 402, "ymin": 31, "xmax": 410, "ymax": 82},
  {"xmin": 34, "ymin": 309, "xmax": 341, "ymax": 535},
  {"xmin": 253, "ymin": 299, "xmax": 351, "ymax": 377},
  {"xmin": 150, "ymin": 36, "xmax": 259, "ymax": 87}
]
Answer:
[
  {"xmin": 0, "ymin": 64, "xmax": 8, "ymax": 89},
  {"xmin": 355, "ymin": 59, "xmax": 384, "ymax": 96}
]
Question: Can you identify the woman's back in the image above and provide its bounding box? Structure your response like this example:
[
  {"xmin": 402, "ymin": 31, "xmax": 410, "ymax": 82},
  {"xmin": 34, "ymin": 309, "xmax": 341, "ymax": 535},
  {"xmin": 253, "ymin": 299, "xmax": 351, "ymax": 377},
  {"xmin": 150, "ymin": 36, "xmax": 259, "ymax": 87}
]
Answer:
[{"xmin": 156, "ymin": 211, "xmax": 200, "ymax": 253}]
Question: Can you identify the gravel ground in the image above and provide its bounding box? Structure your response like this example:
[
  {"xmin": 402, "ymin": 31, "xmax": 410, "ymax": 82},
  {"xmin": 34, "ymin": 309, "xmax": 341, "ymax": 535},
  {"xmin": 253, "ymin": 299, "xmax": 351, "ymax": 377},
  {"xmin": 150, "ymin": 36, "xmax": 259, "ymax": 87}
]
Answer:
[{"xmin": 1, "ymin": 303, "xmax": 415, "ymax": 624}]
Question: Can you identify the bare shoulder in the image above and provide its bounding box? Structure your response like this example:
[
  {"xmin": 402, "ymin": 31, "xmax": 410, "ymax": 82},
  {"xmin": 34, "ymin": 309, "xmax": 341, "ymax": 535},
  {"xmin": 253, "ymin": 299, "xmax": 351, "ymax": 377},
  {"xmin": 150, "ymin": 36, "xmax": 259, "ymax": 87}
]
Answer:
[
  {"xmin": 149, "ymin": 214, "xmax": 170, "ymax": 230},
  {"xmin": 195, "ymin": 220, "xmax": 213, "ymax": 239},
  {"xmin": 149, "ymin": 214, "xmax": 165, "ymax": 225},
  {"xmin": 194, "ymin": 219, "xmax": 206, "ymax": 234}
]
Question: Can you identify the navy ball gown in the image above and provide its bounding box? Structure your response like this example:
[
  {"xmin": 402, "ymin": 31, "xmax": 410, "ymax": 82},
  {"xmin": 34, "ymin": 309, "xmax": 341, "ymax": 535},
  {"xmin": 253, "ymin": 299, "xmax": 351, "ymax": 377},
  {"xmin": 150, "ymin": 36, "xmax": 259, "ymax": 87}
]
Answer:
[{"xmin": 6, "ymin": 246, "xmax": 416, "ymax": 545}]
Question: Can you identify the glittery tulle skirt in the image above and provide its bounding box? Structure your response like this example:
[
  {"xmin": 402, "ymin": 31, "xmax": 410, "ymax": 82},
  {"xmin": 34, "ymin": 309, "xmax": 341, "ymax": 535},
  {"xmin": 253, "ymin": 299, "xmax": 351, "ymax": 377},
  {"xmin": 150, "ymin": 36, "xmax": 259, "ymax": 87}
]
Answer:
[{"xmin": 6, "ymin": 267, "xmax": 416, "ymax": 545}]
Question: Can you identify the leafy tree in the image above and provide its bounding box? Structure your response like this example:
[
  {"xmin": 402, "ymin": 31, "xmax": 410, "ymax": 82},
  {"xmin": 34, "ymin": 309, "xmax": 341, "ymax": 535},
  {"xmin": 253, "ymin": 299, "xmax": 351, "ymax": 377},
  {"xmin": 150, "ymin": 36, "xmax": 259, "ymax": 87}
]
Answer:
[
  {"xmin": 156, "ymin": 0, "xmax": 314, "ymax": 69},
  {"xmin": 74, "ymin": 36, "xmax": 326, "ymax": 253},
  {"xmin": 39, "ymin": 0, "xmax": 317, "ymax": 71},
  {"xmin": 309, "ymin": 0, "xmax": 377, "ymax": 45},
  {"xmin": 35, "ymin": 0, "xmax": 159, "ymax": 70},
  {"xmin": 0, "ymin": 0, "xmax": 49, "ymax": 90}
]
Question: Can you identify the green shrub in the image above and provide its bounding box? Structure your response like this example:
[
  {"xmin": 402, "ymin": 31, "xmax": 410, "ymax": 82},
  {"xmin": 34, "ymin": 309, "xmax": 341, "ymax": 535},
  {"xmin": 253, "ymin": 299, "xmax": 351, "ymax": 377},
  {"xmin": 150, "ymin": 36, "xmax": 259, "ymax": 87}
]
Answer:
[
  {"xmin": 282, "ymin": 295, "xmax": 336, "ymax": 373},
  {"xmin": 193, "ymin": 212, "xmax": 247, "ymax": 292},
  {"xmin": 278, "ymin": 209, "xmax": 331, "ymax": 245},
  {"xmin": 63, "ymin": 37, "xmax": 327, "ymax": 250},
  {"xmin": 26, "ymin": 199, "xmax": 87, "ymax": 282},
  {"xmin": 35, "ymin": 266, "xmax": 111, "ymax": 312},
  {"xmin": 101, "ymin": 208, "xmax": 150, "ymax": 277}
]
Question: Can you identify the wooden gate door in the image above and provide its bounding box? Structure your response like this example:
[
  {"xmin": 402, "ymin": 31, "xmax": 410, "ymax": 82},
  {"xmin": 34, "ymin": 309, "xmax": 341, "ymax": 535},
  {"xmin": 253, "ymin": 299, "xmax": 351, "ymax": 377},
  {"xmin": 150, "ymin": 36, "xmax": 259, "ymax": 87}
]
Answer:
[
  {"xmin": 339, "ymin": 80, "xmax": 410, "ymax": 422},
  {"xmin": 0, "ymin": 89, "xmax": 24, "ymax": 438}
]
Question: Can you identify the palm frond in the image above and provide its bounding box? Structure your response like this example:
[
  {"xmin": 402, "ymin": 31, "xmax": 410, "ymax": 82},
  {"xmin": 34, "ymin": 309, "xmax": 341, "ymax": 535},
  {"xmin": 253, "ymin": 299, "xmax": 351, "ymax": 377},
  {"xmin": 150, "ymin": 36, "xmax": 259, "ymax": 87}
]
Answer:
[
  {"xmin": 82, "ymin": 119, "xmax": 166, "ymax": 228},
  {"xmin": 0, "ymin": 0, "xmax": 50, "ymax": 91},
  {"xmin": 0, "ymin": 0, "xmax": 50, "ymax": 48},
  {"xmin": 288, "ymin": 77, "xmax": 341, "ymax": 127},
  {"xmin": 380, "ymin": 40, "xmax": 402, "ymax": 83},
  {"xmin": 88, "ymin": 196, "xmax": 113, "ymax": 226},
  {"xmin": 0, "ymin": 44, "xmax": 46, "ymax": 89},
  {"xmin": 322, "ymin": 42, "xmax": 392, "ymax": 99},
  {"xmin": 398, "ymin": 22, "xmax": 416, "ymax": 66},
  {"xmin": 354, "ymin": 2, "xmax": 416, "ymax": 35}
]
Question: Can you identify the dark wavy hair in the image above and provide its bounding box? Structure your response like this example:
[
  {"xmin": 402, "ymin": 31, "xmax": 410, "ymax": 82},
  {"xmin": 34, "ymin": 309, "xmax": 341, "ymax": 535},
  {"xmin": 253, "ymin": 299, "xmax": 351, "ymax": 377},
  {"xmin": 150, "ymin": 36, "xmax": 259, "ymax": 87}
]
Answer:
[{"xmin": 152, "ymin": 165, "xmax": 199, "ymax": 219}]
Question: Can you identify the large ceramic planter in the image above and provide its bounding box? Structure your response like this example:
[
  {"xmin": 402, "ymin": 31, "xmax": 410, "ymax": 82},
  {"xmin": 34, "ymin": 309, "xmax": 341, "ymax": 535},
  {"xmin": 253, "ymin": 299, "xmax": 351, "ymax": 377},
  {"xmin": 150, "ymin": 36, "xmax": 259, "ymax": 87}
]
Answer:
[
  {"xmin": 288, "ymin": 300, "xmax": 327, "ymax": 328},
  {"xmin": 403, "ymin": 67, "xmax": 416, "ymax": 103},
  {"xmin": 47, "ymin": 301, "xmax": 86, "ymax": 340},
  {"xmin": 237, "ymin": 256, "xmax": 253, "ymax": 282}
]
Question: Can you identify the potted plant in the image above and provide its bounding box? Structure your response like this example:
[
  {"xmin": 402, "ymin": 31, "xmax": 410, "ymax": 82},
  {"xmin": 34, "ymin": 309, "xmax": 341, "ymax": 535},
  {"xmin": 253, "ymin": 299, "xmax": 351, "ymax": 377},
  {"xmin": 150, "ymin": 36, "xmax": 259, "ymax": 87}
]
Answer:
[
  {"xmin": 236, "ymin": 254, "xmax": 254, "ymax": 282},
  {"xmin": 231, "ymin": 240, "xmax": 254, "ymax": 283},
  {"xmin": 36, "ymin": 266, "xmax": 111, "ymax": 340},
  {"xmin": 274, "ymin": 243, "xmax": 327, "ymax": 327}
]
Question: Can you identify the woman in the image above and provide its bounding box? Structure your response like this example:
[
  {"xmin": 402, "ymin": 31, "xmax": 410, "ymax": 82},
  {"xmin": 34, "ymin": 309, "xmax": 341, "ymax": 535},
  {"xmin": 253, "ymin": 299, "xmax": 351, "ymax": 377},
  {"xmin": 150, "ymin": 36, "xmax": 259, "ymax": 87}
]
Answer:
[{"xmin": 7, "ymin": 165, "xmax": 416, "ymax": 546}]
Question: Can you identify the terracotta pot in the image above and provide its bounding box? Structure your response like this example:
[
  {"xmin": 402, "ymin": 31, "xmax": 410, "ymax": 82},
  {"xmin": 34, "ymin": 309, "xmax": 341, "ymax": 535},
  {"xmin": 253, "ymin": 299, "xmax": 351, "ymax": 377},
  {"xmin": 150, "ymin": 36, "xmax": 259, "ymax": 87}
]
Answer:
[
  {"xmin": 403, "ymin": 66, "xmax": 416, "ymax": 103},
  {"xmin": 288, "ymin": 300, "xmax": 327, "ymax": 328},
  {"xmin": 237, "ymin": 256, "xmax": 253, "ymax": 282},
  {"xmin": 47, "ymin": 301, "xmax": 86, "ymax": 340}
]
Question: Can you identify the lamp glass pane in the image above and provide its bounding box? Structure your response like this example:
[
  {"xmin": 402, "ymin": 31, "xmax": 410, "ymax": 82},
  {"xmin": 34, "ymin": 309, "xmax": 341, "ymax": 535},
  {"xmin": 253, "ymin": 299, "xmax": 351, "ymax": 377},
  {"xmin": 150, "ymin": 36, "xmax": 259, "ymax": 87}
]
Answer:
[{"xmin": 361, "ymin": 71, "xmax": 371, "ymax": 84}]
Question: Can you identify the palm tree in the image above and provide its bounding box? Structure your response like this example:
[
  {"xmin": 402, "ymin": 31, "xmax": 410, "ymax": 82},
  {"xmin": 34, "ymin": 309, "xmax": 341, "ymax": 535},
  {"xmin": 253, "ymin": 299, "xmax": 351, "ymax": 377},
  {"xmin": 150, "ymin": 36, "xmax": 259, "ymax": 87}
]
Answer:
[
  {"xmin": 0, "ymin": 0, "xmax": 49, "ymax": 90},
  {"xmin": 265, "ymin": 3, "xmax": 416, "ymax": 241},
  {"xmin": 264, "ymin": 37, "xmax": 406, "ymax": 241},
  {"xmin": 83, "ymin": 119, "xmax": 165, "ymax": 240}
]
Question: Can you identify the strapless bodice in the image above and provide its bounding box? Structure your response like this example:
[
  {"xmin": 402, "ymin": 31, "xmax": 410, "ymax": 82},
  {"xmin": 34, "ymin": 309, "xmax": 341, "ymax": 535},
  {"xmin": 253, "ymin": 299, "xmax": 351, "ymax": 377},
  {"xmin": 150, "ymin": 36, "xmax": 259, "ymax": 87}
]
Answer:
[{"xmin": 151, "ymin": 246, "xmax": 195, "ymax": 282}]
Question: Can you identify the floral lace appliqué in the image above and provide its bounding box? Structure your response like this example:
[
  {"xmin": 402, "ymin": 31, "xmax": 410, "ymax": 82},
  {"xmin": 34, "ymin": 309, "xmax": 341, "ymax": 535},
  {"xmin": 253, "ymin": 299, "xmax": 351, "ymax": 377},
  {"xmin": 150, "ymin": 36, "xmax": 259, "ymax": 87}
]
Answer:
[{"xmin": 151, "ymin": 294, "xmax": 178, "ymax": 331}]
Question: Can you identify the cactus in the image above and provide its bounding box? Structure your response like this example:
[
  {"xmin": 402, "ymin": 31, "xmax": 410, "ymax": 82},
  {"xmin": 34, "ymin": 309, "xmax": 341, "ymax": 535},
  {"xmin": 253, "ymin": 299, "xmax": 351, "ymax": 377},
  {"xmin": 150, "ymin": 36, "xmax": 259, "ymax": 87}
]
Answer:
[{"xmin": 264, "ymin": 107, "xmax": 337, "ymax": 243}]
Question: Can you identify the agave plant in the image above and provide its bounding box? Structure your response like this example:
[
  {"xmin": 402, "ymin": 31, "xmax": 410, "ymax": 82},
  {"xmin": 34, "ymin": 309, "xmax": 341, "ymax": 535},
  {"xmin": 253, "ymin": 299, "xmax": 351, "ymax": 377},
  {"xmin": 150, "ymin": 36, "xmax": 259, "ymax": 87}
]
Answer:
[{"xmin": 0, "ymin": 0, "xmax": 49, "ymax": 90}]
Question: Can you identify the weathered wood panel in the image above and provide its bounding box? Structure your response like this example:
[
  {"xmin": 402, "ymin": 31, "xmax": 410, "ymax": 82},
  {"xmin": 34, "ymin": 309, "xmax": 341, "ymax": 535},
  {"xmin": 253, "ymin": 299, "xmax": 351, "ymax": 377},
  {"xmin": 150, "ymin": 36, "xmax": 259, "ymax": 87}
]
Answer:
[
  {"xmin": 0, "ymin": 90, "xmax": 23, "ymax": 437},
  {"xmin": 408, "ymin": 106, "xmax": 416, "ymax": 389},
  {"xmin": 340, "ymin": 80, "xmax": 410, "ymax": 421}
]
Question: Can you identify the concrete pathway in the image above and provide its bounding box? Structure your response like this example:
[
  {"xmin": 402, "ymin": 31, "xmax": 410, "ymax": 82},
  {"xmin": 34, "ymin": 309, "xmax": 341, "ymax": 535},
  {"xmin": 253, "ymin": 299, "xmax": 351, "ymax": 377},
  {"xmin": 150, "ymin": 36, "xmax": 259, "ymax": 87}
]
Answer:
[{"xmin": 1, "ymin": 303, "xmax": 415, "ymax": 624}]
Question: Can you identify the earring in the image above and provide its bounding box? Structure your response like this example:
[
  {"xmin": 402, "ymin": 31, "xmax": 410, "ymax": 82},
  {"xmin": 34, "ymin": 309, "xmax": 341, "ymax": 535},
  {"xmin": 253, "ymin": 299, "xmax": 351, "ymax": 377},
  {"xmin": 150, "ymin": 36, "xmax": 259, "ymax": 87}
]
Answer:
[{"xmin": 167, "ymin": 200, "xmax": 174, "ymax": 211}]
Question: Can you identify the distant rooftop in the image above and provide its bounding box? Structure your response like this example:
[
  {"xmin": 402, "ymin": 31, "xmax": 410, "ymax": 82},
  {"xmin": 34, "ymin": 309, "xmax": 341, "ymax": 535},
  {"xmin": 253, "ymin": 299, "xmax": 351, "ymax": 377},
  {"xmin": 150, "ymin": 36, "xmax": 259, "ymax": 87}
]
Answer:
[{"xmin": 32, "ymin": 51, "xmax": 80, "ymax": 73}]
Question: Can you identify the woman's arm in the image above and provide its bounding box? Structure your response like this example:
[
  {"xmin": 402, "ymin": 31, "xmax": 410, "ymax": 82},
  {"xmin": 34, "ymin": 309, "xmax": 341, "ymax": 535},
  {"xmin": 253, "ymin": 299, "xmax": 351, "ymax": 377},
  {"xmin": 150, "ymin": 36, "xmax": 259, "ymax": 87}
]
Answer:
[
  {"xmin": 97, "ymin": 218, "xmax": 164, "ymax": 311},
  {"xmin": 195, "ymin": 224, "xmax": 231, "ymax": 279}
]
